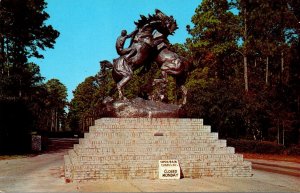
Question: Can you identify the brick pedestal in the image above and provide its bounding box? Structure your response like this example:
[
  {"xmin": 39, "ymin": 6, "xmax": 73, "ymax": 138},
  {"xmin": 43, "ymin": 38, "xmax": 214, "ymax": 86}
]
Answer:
[{"xmin": 64, "ymin": 118, "xmax": 252, "ymax": 181}]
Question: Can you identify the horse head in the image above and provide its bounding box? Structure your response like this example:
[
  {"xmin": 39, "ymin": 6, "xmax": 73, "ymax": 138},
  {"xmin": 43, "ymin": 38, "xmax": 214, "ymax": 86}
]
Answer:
[
  {"xmin": 133, "ymin": 9, "xmax": 178, "ymax": 42},
  {"xmin": 154, "ymin": 9, "xmax": 178, "ymax": 36}
]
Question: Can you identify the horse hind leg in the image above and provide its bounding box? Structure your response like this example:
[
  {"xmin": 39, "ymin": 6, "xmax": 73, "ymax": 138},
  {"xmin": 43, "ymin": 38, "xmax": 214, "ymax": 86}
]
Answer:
[{"xmin": 159, "ymin": 70, "xmax": 169, "ymax": 102}]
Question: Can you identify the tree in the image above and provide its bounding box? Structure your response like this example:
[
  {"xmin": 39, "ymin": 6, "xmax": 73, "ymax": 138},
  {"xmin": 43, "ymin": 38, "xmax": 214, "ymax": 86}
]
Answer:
[
  {"xmin": 0, "ymin": 0, "xmax": 59, "ymax": 69},
  {"xmin": 236, "ymin": 0, "xmax": 299, "ymax": 144},
  {"xmin": 185, "ymin": 0, "xmax": 300, "ymax": 143},
  {"xmin": 0, "ymin": 62, "xmax": 48, "ymax": 152},
  {"xmin": 0, "ymin": 0, "xmax": 63, "ymax": 152},
  {"xmin": 186, "ymin": 0, "xmax": 240, "ymax": 80},
  {"xmin": 45, "ymin": 79, "xmax": 67, "ymax": 132},
  {"xmin": 69, "ymin": 76, "xmax": 99, "ymax": 133}
]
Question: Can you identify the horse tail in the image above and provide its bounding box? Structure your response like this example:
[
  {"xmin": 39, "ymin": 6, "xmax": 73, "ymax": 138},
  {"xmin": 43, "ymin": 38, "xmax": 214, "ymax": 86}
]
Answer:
[{"xmin": 100, "ymin": 60, "xmax": 113, "ymax": 69}]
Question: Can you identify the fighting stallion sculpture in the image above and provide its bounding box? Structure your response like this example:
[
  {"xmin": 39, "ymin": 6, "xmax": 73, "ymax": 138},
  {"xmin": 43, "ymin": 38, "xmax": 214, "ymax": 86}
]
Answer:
[{"xmin": 100, "ymin": 9, "xmax": 190, "ymax": 104}]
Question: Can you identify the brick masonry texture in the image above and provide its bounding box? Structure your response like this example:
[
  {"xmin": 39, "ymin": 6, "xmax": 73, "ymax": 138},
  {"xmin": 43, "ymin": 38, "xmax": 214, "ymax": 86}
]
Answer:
[{"xmin": 64, "ymin": 118, "xmax": 252, "ymax": 181}]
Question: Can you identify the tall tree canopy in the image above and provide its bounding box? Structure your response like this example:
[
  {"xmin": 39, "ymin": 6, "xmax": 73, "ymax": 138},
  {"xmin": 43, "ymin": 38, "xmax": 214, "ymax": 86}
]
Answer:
[
  {"xmin": 67, "ymin": 0, "xmax": 299, "ymax": 148},
  {"xmin": 0, "ymin": 0, "xmax": 61, "ymax": 153},
  {"xmin": 68, "ymin": 76, "xmax": 100, "ymax": 133},
  {"xmin": 0, "ymin": 0, "xmax": 59, "ymax": 65},
  {"xmin": 45, "ymin": 79, "xmax": 68, "ymax": 132},
  {"xmin": 186, "ymin": 0, "xmax": 240, "ymax": 79},
  {"xmin": 183, "ymin": 0, "xmax": 300, "ymax": 144}
]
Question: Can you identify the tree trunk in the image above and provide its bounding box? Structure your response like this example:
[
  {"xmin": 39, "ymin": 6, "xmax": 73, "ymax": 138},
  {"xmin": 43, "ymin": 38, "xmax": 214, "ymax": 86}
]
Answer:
[
  {"xmin": 297, "ymin": 95, "xmax": 300, "ymax": 113},
  {"xmin": 50, "ymin": 109, "xmax": 55, "ymax": 132},
  {"xmin": 82, "ymin": 119, "xmax": 85, "ymax": 133},
  {"xmin": 0, "ymin": 35, "xmax": 4, "ymax": 74},
  {"xmin": 19, "ymin": 79, "xmax": 22, "ymax": 97},
  {"xmin": 243, "ymin": 7, "xmax": 249, "ymax": 92},
  {"xmin": 244, "ymin": 55, "xmax": 248, "ymax": 92},
  {"xmin": 277, "ymin": 119, "xmax": 280, "ymax": 144},
  {"xmin": 282, "ymin": 121, "xmax": 285, "ymax": 146},
  {"xmin": 281, "ymin": 50, "xmax": 284, "ymax": 73},
  {"xmin": 55, "ymin": 109, "xmax": 58, "ymax": 132},
  {"xmin": 5, "ymin": 39, "xmax": 10, "ymax": 77},
  {"xmin": 265, "ymin": 56, "xmax": 269, "ymax": 85}
]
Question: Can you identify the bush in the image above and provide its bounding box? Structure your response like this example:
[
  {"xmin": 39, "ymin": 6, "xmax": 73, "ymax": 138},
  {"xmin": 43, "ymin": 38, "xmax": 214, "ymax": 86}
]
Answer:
[
  {"xmin": 227, "ymin": 138, "xmax": 284, "ymax": 154},
  {"xmin": 227, "ymin": 138, "xmax": 256, "ymax": 153},
  {"xmin": 255, "ymin": 141, "xmax": 284, "ymax": 154},
  {"xmin": 285, "ymin": 145, "xmax": 300, "ymax": 155}
]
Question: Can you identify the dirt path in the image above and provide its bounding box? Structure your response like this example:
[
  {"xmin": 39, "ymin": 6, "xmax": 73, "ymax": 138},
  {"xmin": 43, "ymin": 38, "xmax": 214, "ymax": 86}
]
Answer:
[{"xmin": 0, "ymin": 138, "xmax": 299, "ymax": 192}]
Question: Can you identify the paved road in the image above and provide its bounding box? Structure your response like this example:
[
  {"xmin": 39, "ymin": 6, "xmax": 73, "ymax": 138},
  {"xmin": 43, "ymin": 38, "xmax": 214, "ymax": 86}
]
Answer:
[
  {"xmin": 247, "ymin": 158, "xmax": 300, "ymax": 177},
  {"xmin": 0, "ymin": 138, "xmax": 299, "ymax": 192}
]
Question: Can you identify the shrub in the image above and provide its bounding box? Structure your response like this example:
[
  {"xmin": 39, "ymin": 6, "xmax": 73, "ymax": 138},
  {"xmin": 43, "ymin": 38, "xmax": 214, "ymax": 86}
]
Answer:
[
  {"xmin": 285, "ymin": 145, "xmax": 300, "ymax": 155},
  {"xmin": 255, "ymin": 141, "xmax": 284, "ymax": 154},
  {"xmin": 227, "ymin": 138, "xmax": 284, "ymax": 154},
  {"xmin": 227, "ymin": 138, "xmax": 256, "ymax": 153}
]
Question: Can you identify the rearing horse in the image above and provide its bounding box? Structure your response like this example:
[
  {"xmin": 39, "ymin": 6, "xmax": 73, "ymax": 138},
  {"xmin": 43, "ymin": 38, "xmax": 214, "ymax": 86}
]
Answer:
[
  {"xmin": 100, "ymin": 11, "xmax": 171, "ymax": 100},
  {"xmin": 100, "ymin": 9, "xmax": 189, "ymax": 104},
  {"xmin": 151, "ymin": 11, "xmax": 191, "ymax": 105}
]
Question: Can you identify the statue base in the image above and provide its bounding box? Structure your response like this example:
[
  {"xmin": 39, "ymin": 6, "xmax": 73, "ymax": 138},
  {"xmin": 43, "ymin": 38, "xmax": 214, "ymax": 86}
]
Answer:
[
  {"xmin": 64, "ymin": 118, "xmax": 252, "ymax": 181},
  {"xmin": 102, "ymin": 97, "xmax": 185, "ymax": 118}
]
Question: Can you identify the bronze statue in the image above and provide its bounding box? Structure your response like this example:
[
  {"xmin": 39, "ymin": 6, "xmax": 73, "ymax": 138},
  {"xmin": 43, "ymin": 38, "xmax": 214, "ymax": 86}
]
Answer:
[
  {"xmin": 115, "ymin": 29, "xmax": 138, "ymax": 63},
  {"xmin": 100, "ymin": 9, "xmax": 190, "ymax": 104}
]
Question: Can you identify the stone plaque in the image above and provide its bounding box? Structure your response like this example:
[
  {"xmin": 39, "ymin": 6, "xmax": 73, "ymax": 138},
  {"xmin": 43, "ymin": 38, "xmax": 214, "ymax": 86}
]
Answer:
[{"xmin": 158, "ymin": 160, "xmax": 180, "ymax": 179}]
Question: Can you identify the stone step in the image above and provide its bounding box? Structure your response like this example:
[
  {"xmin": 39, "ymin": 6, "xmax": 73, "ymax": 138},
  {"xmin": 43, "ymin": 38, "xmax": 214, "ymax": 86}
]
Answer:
[
  {"xmin": 84, "ymin": 132, "xmax": 218, "ymax": 141},
  {"xmin": 68, "ymin": 153, "xmax": 244, "ymax": 165},
  {"xmin": 69, "ymin": 153, "xmax": 237, "ymax": 164},
  {"xmin": 66, "ymin": 164, "xmax": 252, "ymax": 181},
  {"xmin": 79, "ymin": 139, "xmax": 226, "ymax": 148},
  {"xmin": 66, "ymin": 159, "xmax": 249, "ymax": 170},
  {"xmin": 84, "ymin": 130, "xmax": 214, "ymax": 139},
  {"xmin": 66, "ymin": 156, "xmax": 250, "ymax": 168},
  {"xmin": 78, "ymin": 136, "xmax": 220, "ymax": 146},
  {"xmin": 68, "ymin": 149, "xmax": 238, "ymax": 164},
  {"xmin": 89, "ymin": 125, "xmax": 209, "ymax": 131},
  {"xmin": 74, "ymin": 139, "xmax": 227, "ymax": 148},
  {"xmin": 73, "ymin": 146, "xmax": 234, "ymax": 156},
  {"xmin": 67, "ymin": 165, "xmax": 251, "ymax": 175},
  {"xmin": 95, "ymin": 118, "xmax": 204, "ymax": 126},
  {"xmin": 70, "ymin": 170, "xmax": 252, "ymax": 181},
  {"xmin": 79, "ymin": 133, "xmax": 218, "ymax": 144},
  {"xmin": 74, "ymin": 144, "xmax": 230, "ymax": 154}
]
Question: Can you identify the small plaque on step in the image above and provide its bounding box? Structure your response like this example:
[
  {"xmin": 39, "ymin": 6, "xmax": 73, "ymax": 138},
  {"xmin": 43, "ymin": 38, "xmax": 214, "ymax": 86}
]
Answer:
[{"xmin": 158, "ymin": 160, "xmax": 180, "ymax": 179}]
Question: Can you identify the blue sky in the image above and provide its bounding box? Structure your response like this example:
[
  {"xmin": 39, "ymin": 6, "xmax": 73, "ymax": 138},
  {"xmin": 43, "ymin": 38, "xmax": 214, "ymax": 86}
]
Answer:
[{"xmin": 30, "ymin": 0, "xmax": 201, "ymax": 101}]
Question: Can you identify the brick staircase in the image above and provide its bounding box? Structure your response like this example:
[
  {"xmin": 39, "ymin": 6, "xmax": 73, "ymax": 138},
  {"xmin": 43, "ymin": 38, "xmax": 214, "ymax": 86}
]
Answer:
[{"xmin": 64, "ymin": 118, "xmax": 252, "ymax": 181}]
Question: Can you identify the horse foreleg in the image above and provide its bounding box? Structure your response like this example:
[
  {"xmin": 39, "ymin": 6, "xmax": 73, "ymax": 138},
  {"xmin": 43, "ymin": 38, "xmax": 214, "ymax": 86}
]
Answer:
[
  {"xmin": 117, "ymin": 75, "xmax": 132, "ymax": 100},
  {"xmin": 181, "ymin": 85, "xmax": 188, "ymax": 105},
  {"xmin": 159, "ymin": 70, "xmax": 168, "ymax": 102}
]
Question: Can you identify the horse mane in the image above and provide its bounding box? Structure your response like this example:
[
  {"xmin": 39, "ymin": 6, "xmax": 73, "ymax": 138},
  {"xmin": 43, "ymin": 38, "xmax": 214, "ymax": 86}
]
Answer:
[
  {"xmin": 133, "ymin": 9, "xmax": 178, "ymax": 35},
  {"xmin": 134, "ymin": 10, "xmax": 179, "ymax": 37},
  {"xmin": 134, "ymin": 13, "xmax": 156, "ymax": 28}
]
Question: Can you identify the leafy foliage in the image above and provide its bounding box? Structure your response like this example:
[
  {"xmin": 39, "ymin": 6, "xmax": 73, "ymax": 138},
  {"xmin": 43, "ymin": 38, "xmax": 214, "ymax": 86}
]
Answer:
[
  {"xmin": 44, "ymin": 79, "xmax": 68, "ymax": 132},
  {"xmin": 0, "ymin": 0, "xmax": 62, "ymax": 153},
  {"xmin": 183, "ymin": 0, "xmax": 300, "ymax": 146},
  {"xmin": 67, "ymin": 0, "xmax": 300, "ymax": 149},
  {"xmin": 68, "ymin": 76, "xmax": 99, "ymax": 132},
  {"xmin": 0, "ymin": 0, "xmax": 59, "ymax": 63}
]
